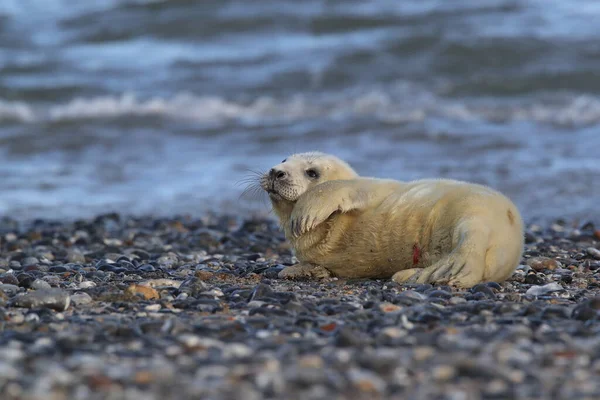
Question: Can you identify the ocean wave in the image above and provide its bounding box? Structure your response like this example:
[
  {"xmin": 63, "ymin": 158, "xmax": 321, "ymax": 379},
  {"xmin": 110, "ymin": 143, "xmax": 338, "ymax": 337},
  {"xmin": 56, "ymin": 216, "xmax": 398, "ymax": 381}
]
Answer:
[
  {"xmin": 0, "ymin": 100, "xmax": 35, "ymax": 122},
  {"xmin": 2, "ymin": 90, "xmax": 600, "ymax": 127}
]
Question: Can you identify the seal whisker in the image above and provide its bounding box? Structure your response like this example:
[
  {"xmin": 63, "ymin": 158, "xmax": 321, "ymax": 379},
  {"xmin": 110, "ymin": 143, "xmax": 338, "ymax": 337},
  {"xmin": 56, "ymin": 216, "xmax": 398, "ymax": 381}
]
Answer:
[{"xmin": 239, "ymin": 183, "xmax": 264, "ymax": 202}]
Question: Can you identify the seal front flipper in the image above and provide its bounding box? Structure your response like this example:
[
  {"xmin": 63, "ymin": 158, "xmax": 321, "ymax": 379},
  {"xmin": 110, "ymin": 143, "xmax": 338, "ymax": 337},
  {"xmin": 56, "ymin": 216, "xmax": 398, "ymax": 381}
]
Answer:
[{"xmin": 289, "ymin": 180, "xmax": 370, "ymax": 237}]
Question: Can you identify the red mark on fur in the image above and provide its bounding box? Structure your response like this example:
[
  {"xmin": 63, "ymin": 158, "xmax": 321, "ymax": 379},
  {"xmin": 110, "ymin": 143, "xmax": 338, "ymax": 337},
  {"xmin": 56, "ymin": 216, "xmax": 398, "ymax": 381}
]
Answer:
[{"xmin": 412, "ymin": 243, "xmax": 421, "ymax": 266}]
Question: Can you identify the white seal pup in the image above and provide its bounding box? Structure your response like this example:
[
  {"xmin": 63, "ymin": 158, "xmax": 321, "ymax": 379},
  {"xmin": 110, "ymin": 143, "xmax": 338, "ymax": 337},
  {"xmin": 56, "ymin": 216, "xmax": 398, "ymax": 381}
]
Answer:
[{"xmin": 260, "ymin": 152, "xmax": 524, "ymax": 288}]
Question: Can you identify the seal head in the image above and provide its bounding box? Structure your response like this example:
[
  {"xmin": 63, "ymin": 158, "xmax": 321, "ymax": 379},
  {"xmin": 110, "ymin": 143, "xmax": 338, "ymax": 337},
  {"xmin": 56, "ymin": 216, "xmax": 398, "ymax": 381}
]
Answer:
[{"xmin": 260, "ymin": 152, "xmax": 357, "ymax": 203}]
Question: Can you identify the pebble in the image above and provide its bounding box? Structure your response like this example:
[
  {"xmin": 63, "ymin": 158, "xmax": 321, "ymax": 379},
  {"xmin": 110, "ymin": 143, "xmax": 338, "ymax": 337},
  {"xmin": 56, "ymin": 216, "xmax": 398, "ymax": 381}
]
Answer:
[
  {"xmin": 0, "ymin": 274, "xmax": 19, "ymax": 285},
  {"xmin": 71, "ymin": 292, "xmax": 93, "ymax": 306},
  {"xmin": 139, "ymin": 279, "xmax": 182, "ymax": 288},
  {"xmin": 527, "ymin": 256, "xmax": 562, "ymax": 271},
  {"xmin": 0, "ymin": 214, "xmax": 598, "ymax": 399},
  {"xmin": 126, "ymin": 284, "xmax": 160, "ymax": 300},
  {"xmin": 587, "ymin": 247, "xmax": 600, "ymax": 260},
  {"xmin": 263, "ymin": 265, "xmax": 285, "ymax": 279},
  {"xmin": 21, "ymin": 257, "xmax": 39, "ymax": 267},
  {"xmin": 10, "ymin": 288, "xmax": 70, "ymax": 311},
  {"xmin": 31, "ymin": 279, "xmax": 52, "ymax": 290},
  {"xmin": 66, "ymin": 249, "xmax": 87, "ymax": 263},
  {"xmin": 347, "ymin": 368, "xmax": 386, "ymax": 394},
  {"xmin": 432, "ymin": 365, "xmax": 456, "ymax": 381},
  {"xmin": 0, "ymin": 283, "xmax": 20, "ymax": 296},
  {"xmin": 525, "ymin": 282, "xmax": 564, "ymax": 297},
  {"xmin": 379, "ymin": 302, "xmax": 403, "ymax": 313},
  {"xmin": 250, "ymin": 283, "xmax": 276, "ymax": 301}
]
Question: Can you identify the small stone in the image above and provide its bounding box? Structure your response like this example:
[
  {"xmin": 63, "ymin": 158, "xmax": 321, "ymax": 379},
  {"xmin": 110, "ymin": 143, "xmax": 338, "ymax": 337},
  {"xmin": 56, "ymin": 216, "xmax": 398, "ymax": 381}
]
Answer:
[
  {"xmin": 527, "ymin": 257, "xmax": 562, "ymax": 271},
  {"xmin": 202, "ymin": 288, "xmax": 224, "ymax": 297},
  {"xmin": 0, "ymin": 274, "xmax": 19, "ymax": 285},
  {"xmin": 586, "ymin": 247, "xmax": 600, "ymax": 260},
  {"xmin": 16, "ymin": 273, "xmax": 34, "ymax": 288},
  {"xmin": 126, "ymin": 284, "xmax": 160, "ymax": 300},
  {"xmin": 194, "ymin": 270, "xmax": 214, "ymax": 280},
  {"xmin": 0, "ymin": 284, "xmax": 20, "ymax": 297},
  {"xmin": 381, "ymin": 326, "xmax": 406, "ymax": 339},
  {"xmin": 426, "ymin": 290, "xmax": 452, "ymax": 299},
  {"xmin": 71, "ymin": 292, "xmax": 93, "ymax": 306},
  {"xmin": 263, "ymin": 265, "xmax": 285, "ymax": 279},
  {"xmin": 78, "ymin": 281, "xmax": 96, "ymax": 289},
  {"xmin": 138, "ymin": 264, "xmax": 156, "ymax": 272},
  {"xmin": 0, "ymin": 362, "xmax": 20, "ymax": 380},
  {"xmin": 470, "ymin": 284, "xmax": 497, "ymax": 300},
  {"xmin": 144, "ymin": 304, "xmax": 161, "ymax": 311},
  {"xmin": 524, "ymin": 273, "xmax": 546, "ymax": 285},
  {"xmin": 449, "ymin": 296, "xmax": 467, "ymax": 305},
  {"xmin": 335, "ymin": 327, "xmax": 364, "ymax": 347},
  {"xmin": 9, "ymin": 261, "xmax": 21, "ymax": 270},
  {"xmin": 432, "ymin": 365, "xmax": 456, "ymax": 381},
  {"xmin": 21, "ymin": 257, "xmax": 39, "ymax": 267},
  {"xmin": 379, "ymin": 302, "xmax": 403, "ymax": 313},
  {"xmin": 347, "ymin": 368, "xmax": 386, "ymax": 394},
  {"xmin": 31, "ymin": 279, "xmax": 52, "ymax": 290},
  {"xmin": 526, "ymin": 282, "xmax": 563, "ymax": 297},
  {"xmin": 11, "ymin": 288, "xmax": 70, "ymax": 311},
  {"xmin": 139, "ymin": 279, "xmax": 182, "ymax": 288},
  {"xmin": 413, "ymin": 347, "xmax": 435, "ymax": 361},
  {"xmin": 178, "ymin": 276, "xmax": 209, "ymax": 296},
  {"xmin": 66, "ymin": 250, "xmax": 86, "ymax": 264},
  {"xmin": 397, "ymin": 290, "xmax": 426, "ymax": 302},
  {"xmin": 572, "ymin": 297, "xmax": 600, "ymax": 320},
  {"xmin": 176, "ymin": 293, "xmax": 189, "ymax": 301},
  {"xmin": 157, "ymin": 252, "xmax": 179, "ymax": 267},
  {"xmin": 250, "ymin": 283, "xmax": 275, "ymax": 301}
]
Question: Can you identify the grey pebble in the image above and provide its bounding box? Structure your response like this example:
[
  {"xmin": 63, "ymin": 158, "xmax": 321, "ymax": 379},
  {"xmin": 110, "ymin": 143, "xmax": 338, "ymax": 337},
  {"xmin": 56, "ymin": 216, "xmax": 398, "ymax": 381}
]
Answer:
[
  {"xmin": 0, "ymin": 284, "xmax": 20, "ymax": 296},
  {"xmin": 587, "ymin": 247, "xmax": 600, "ymax": 260},
  {"xmin": 31, "ymin": 279, "xmax": 52, "ymax": 290},
  {"xmin": 66, "ymin": 249, "xmax": 86, "ymax": 263},
  {"xmin": 525, "ymin": 282, "xmax": 563, "ymax": 297},
  {"xmin": 71, "ymin": 292, "xmax": 93, "ymax": 306},
  {"xmin": 78, "ymin": 281, "xmax": 96, "ymax": 289},
  {"xmin": 11, "ymin": 288, "xmax": 71, "ymax": 311},
  {"xmin": 21, "ymin": 257, "xmax": 39, "ymax": 267}
]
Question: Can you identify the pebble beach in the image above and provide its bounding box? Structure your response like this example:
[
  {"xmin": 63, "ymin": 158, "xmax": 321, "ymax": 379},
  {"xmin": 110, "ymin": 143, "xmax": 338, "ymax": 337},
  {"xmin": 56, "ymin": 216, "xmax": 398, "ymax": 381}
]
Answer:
[{"xmin": 1, "ymin": 213, "xmax": 600, "ymax": 400}]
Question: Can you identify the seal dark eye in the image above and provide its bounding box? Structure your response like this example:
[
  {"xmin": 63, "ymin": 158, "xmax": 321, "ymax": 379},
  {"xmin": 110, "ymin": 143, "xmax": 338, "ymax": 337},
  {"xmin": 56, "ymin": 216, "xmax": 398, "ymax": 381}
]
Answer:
[
  {"xmin": 306, "ymin": 169, "xmax": 319, "ymax": 179},
  {"xmin": 281, "ymin": 158, "xmax": 287, "ymax": 163}
]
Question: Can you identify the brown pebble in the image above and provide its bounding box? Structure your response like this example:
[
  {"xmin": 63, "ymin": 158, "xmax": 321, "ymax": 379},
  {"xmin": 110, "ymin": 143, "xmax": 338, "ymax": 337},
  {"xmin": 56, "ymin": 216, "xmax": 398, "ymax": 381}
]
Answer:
[
  {"xmin": 134, "ymin": 371, "xmax": 154, "ymax": 385},
  {"xmin": 527, "ymin": 256, "xmax": 561, "ymax": 271},
  {"xmin": 125, "ymin": 284, "xmax": 159, "ymax": 300},
  {"xmin": 195, "ymin": 270, "xmax": 214, "ymax": 281},
  {"xmin": 379, "ymin": 302, "xmax": 403, "ymax": 313}
]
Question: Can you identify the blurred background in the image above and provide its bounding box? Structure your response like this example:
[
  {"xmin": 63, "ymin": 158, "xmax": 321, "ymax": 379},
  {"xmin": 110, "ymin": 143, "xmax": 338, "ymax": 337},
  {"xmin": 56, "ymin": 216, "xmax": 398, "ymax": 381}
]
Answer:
[{"xmin": 0, "ymin": 0, "xmax": 598, "ymax": 222}]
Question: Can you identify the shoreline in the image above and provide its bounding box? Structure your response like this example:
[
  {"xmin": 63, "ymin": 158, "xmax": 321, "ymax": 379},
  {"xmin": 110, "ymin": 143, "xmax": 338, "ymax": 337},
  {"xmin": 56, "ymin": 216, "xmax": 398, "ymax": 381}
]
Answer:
[{"xmin": 1, "ymin": 213, "xmax": 600, "ymax": 399}]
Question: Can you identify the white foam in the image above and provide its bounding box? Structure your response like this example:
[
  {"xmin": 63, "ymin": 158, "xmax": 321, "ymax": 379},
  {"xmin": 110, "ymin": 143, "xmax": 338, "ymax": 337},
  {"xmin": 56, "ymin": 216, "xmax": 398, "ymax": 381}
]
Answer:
[
  {"xmin": 47, "ymin": 92, "xmax": 311, "ymax": 123},
  {"xmin": 0, "ymin": 100, "xmax": 35, "ymax": 122},
  {"xmin": 3, "ymin": 90, "xmax": 600, "ymax": 127},
  {"xmin": 525, "ymin": 95, "xmax": 600, "ymax": 126}
]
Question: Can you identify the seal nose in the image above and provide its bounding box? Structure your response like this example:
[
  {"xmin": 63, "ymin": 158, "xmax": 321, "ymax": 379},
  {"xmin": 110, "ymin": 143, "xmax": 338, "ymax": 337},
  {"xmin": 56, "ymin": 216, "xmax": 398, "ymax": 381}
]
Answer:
[{"xmin": 269, "ymin": 168, "xmax": 287, "ymax": 180}]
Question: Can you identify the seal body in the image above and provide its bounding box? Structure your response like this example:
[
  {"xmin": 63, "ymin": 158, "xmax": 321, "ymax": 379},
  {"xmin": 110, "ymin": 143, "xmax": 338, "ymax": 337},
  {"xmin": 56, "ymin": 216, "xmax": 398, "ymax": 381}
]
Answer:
[{"xmin": 261, "ymin": 152, "xmax": 524, "ymax": 288}]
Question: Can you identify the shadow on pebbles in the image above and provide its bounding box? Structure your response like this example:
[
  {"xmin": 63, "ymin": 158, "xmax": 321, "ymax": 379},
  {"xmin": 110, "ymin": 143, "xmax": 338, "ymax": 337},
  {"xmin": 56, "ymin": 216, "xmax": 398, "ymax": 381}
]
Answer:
[{"xmin": 1, "ymin": 214, "xmax": 600, "ymax": 400}]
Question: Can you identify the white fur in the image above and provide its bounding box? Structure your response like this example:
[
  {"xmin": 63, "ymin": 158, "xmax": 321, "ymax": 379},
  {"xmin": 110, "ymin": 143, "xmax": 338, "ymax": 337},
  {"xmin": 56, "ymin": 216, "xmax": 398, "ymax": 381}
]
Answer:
[{"xmin": 264, "ymin": 153, "xmax": 524, "ymax": 288}]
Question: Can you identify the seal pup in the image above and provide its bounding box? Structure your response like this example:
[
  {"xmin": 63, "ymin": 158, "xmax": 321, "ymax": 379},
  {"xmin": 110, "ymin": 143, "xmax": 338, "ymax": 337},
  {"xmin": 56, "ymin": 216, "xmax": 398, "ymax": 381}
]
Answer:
[{"xmin": 260, "ymin": 152, "xmax": 524, "ymax": 288}]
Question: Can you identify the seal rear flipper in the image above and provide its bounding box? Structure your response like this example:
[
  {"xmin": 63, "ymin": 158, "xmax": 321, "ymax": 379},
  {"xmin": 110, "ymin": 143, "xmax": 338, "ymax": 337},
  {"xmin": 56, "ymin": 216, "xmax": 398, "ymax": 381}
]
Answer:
[{"xmin": 392, "ymin": 219, "xmax": 493, "ymax": 288}]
